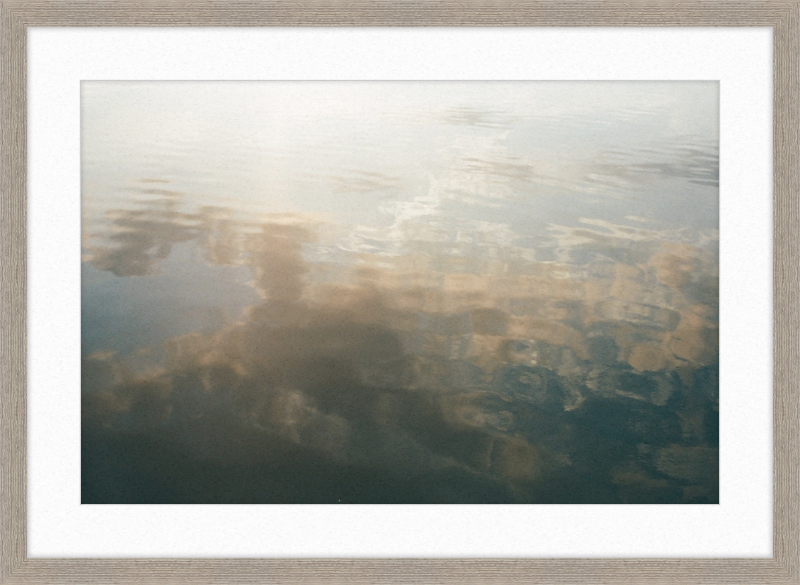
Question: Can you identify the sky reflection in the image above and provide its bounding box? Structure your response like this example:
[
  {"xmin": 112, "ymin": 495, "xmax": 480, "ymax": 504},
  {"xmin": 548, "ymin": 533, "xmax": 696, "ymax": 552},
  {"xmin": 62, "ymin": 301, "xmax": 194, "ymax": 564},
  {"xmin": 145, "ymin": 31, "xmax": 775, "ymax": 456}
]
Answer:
[{"xmin": 82, "ymin": 82, "xmax": 718, "ymax": 504}]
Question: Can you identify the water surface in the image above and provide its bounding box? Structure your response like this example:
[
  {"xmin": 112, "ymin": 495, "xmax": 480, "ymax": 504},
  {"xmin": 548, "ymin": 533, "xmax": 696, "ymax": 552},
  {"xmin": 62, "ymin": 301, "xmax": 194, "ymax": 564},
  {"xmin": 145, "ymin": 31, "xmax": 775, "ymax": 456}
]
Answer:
[{"xmin": 82, "ymin": 82, "xmax": 719, "ymax": 504}]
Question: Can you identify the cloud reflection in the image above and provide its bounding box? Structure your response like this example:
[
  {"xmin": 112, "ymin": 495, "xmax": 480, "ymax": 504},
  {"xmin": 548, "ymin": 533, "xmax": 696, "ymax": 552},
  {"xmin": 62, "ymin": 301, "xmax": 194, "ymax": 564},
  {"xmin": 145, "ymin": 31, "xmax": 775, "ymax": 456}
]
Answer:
[{"xmin": 83, "ymin": 194, "xmax": 718, "ymax": 504}]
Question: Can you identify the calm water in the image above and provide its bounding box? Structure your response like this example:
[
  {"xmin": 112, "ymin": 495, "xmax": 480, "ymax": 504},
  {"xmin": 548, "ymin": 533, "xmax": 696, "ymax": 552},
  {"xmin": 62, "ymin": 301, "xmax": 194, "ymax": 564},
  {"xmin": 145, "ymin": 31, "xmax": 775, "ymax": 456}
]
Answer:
[{"xmin": 81, "ymin": 82, "xmax": 719, "ymax": 504}]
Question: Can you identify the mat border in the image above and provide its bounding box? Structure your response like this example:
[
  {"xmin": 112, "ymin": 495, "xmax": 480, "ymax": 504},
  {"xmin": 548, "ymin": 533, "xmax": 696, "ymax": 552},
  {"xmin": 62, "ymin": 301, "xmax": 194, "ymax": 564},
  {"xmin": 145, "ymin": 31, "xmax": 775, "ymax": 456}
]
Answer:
[{"xmin": 2, "ymin": 2, "xmax": 798, "ymax": 584}]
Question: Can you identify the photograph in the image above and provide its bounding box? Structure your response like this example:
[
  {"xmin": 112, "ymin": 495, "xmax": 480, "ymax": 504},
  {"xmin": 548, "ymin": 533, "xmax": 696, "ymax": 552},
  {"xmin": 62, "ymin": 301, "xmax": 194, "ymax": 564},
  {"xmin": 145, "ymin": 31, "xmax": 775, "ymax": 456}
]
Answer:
[{"xmin": 80, "ymin": 81, "xmax": 719, "ymax": 505}]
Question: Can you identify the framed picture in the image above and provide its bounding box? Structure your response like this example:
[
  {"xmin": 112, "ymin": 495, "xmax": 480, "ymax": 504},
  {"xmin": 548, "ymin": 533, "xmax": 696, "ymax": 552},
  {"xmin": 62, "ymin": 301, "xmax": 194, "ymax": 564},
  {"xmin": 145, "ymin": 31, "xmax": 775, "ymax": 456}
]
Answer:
[{"xmin": 2, "ymin": 2, "xmax": 796, "ymax": 583}]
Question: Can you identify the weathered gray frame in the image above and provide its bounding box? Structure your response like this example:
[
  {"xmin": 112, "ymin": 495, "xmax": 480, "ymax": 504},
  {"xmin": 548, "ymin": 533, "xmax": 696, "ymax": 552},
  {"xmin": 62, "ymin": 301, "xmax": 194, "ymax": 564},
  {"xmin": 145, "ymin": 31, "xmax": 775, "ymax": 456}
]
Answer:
[{"xmin": 1, "ymin": 1, "xmax": 797, "ymax": 583}]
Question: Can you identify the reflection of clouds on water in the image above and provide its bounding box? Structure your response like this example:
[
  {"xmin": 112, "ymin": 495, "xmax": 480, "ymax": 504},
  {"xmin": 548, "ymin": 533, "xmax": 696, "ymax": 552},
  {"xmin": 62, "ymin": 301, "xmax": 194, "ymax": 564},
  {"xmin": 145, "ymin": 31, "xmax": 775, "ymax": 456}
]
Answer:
[
  {"xmin": 82, "ymin": 82, "xmax": 718, "ymax": 504},
  {"xmin": 83, "ymin": 192, "xmax": 718, "ymax": 503},
  {"xmin": 86, "ymin": 194, "xmax": 194, "ymax": 277},
  {"xmin": 85, "ymin": 194, "xmax": 236, "ymax": 277},
  {"xmin": 83, "ymin": 213, "xmax": 553, "ymax": 501}
]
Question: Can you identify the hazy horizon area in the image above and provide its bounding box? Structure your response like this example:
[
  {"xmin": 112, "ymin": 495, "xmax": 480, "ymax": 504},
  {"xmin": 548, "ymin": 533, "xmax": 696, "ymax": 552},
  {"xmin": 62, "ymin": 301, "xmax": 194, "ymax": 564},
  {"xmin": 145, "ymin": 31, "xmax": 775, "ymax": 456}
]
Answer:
[{"xmin": 81, "ymin": 81, "xmax": 719, "ymax": 504}]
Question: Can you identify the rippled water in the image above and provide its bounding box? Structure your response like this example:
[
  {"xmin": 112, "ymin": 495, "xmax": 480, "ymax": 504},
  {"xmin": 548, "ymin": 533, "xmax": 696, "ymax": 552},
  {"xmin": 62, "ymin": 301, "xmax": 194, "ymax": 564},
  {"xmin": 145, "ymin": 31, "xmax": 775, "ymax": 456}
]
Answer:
[{"xmin": 81, "ymin": 82, "xmax": 719, "ymax": 504}]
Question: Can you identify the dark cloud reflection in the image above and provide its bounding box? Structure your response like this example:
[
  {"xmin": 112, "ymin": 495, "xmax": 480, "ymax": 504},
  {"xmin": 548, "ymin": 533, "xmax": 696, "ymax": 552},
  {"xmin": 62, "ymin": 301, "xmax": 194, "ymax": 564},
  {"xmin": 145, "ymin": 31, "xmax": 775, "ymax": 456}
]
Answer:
[{"xmin": 82, "ymin": 193, "xmax": 718, "ymax": 504}]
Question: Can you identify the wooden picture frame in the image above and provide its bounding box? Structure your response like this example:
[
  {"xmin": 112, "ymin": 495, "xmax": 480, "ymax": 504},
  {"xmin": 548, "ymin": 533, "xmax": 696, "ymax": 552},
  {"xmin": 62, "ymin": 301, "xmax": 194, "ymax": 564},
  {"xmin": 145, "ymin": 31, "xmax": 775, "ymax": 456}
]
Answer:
[{"xmin": 1, "ymin": 1, "xmax": 797, "ymax": 583}]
